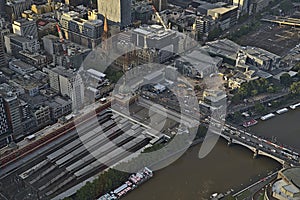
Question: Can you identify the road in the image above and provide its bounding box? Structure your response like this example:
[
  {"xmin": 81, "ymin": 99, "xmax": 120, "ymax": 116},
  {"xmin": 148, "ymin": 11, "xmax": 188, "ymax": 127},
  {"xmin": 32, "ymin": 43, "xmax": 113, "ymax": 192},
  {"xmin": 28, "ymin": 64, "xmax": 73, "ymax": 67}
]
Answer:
[{"xmin": 139, "ymin": 89, "xmax": 299, "ymax": 166}]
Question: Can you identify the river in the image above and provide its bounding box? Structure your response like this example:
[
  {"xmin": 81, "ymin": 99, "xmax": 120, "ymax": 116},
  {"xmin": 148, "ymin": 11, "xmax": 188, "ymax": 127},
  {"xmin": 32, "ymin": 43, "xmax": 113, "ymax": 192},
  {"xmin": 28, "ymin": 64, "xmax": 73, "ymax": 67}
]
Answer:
[
  {"xmin": 123, "ymin": 109, "xmax": 299, "ymax": 200},
  {"xmin": 251, "ymin": 109, "xmax": 300, "ymax": 152}
]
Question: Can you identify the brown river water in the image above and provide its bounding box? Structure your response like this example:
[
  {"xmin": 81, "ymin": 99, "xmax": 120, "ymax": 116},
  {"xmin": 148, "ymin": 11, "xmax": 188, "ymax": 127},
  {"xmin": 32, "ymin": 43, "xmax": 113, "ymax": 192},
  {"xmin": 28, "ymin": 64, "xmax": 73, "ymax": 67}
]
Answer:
[{"xmin": 123, "ymin": 109, "xmax": 299, "ymax": 200}]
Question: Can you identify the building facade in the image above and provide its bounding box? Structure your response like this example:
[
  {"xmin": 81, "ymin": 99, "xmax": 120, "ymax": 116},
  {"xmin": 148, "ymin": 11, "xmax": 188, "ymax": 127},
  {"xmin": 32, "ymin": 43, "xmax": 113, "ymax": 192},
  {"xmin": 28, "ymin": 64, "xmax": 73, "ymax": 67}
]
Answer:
[
  {"xmin": 5, "ymin": 0, "xmax": 32, "ymax": 21},
  {"xmin": 60, "ymin": 12, "xmax": 103, "ymax": 49},
  {"xmin": 4, "ymin": 34, "xmax": 40, "ymax": 55},
  {"xmin": 152, "ymin": 0, "xmax": 168, "ymax": 11},
  {"xmin": 3, "ymin": 95, "xmax": 23, "ymax": 140},
  {"xmin": 12, "ymin": 18, "xmax": 38, "ymax": 39},
  {"xmin": 207, "ymin": 6, "xmax": 238, "ymax": 30},
  {"xmin": 47, "ymin": 67, "xmax": 84, "ymax": 111},
  {"xmin": 0, "ymin": 37, "xmax": 6, "ymax": 67},
  {"xmin": 0, "ymin": 96, "xmax": 11, "ymax": 148},
  {"xmin": 97, "ymin": 0, "xmax": 131, "ymax": 28}
]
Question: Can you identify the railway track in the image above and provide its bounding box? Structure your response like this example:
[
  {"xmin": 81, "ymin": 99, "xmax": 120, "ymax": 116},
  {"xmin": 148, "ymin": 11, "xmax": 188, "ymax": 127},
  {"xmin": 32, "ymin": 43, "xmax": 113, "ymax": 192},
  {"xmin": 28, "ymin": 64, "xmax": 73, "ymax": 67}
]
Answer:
[{"xmin": 2, "ymin": 107, "xmax": 152, "ymax": 199}]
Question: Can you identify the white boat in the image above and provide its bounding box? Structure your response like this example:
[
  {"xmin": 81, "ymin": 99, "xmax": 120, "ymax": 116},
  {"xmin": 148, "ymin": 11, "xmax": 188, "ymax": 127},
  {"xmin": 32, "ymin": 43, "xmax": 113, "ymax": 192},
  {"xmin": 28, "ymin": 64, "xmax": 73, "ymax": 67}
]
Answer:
[
  {"xmin": 260, "ymin": 113, "xmax": 275, "ymax": 121},
  {"xmin": 290, "ymin": 103, "xmax": 300, "ymax": 109},
  {"xmin": 276, "ymin": 108, "xmax": 288, "ymax": 114},
  {"xmin": 210, "ymin": 193, "xmax": 218, "ymax": 199}
]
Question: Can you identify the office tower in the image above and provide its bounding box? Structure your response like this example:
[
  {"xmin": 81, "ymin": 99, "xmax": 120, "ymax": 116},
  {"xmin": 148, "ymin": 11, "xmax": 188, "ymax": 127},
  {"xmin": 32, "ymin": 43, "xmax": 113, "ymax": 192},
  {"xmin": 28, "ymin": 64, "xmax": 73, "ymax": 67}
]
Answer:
[
  {"xmin": 60, "ymin": 11, "xmax": 103, "ymax": 49},
  {"xmin": 3, "ymin": 95, "xmax": 23, "ymax": 140},
  {"xmin": 0, "ymin": 96, "xmax": 9, "ymax": 137},
  {"xmin": 47, "ymin": 67, "xmax": 85, "ymax": 111},
  {"xmin": 12, "ymin": 18, "xmax": 38, "ymax": 39},
  {"xmin": 97, "ymin": 0, "xmax": 131, "ymax": 28},
  {"xmin": 0, "ymin": 96, "xmax": 12, "ymax": 148},
  {"xmin": 0, "ymin": 37, "xmax": 6, "ymax": 67},
  {"xmin": 5, "ymin": 0, "xmax": 32, "ymax": 21},
  {"xmin": 233, "ymin": 0, "xmax": 250, "ymax": 15},
  {"xmin": 192, "ymin": 16, "xmax": 211, "ymax": 40}
]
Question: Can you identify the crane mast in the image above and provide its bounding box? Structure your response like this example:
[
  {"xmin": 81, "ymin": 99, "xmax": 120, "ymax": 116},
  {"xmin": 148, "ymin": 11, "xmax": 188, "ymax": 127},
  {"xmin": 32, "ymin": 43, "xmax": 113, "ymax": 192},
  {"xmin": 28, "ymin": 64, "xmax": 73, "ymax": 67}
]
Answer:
[
  {"xmin": 152, "ymin": 5, "xmax": 168, "ymax": 30},
  {"xmin": 55, "ymin": 23, "xmax": 67, "ymax": 53}
]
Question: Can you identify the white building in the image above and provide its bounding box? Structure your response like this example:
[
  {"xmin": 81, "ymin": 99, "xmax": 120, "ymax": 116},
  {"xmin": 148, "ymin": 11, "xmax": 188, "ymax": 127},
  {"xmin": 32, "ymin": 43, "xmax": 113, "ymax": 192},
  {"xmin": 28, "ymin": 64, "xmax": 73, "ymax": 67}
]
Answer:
[{"xmin": 46, "ymin": 67, "xmax": 85, "ymax": 111}]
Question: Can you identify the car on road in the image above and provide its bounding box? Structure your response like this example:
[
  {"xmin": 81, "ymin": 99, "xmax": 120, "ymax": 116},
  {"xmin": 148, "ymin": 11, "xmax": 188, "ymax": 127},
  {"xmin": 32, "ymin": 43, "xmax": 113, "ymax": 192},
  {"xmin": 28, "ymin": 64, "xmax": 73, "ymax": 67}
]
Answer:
[{"xmin": 271, "ymin": 149, "xmax": 276, "ymax": 153}]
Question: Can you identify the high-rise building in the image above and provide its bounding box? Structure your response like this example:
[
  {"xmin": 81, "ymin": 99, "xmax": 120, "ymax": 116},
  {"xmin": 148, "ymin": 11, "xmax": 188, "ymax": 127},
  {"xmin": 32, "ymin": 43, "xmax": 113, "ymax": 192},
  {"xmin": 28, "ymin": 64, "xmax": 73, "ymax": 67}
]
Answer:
[
  {"xmin": 97, "ymin": 0, "xmax": 131, "ymax": 28},
  {"xmin": 233, "ymin": 0, "xmax": 250, "ymax": 16},
  {"xmin": 12, "ymin": 18, "xmax": 38, "ymax": 39},
  {"xmin": 3, "ymin": 95, "xmax": 23, "ymax": 140},
  {"xmin": 60, "ymin": 11, "xmax": 103, "ymax": 49},
  {"xmin": 0, "ymin": 96, "xmax": 10, "ymax": 137},
  {"xmin": 207, "ymin": 5, "xmax": 238, "ymax": 30},
  {"xmin": 47, "ymin": 67, "xmax": 84, "ymax": 111},
  {"xmin": 0, "ymin": 0, "xmax": 6, "ymax": 18},
  {"xmin": 192, "ymin": 16, "xmax": 211, "ymax": 40},
  {"xmin": 5, "ymin": 0, "xmax": 32, "ymax": 21},
  {"xmin": 152, "ymin": 0, "xmax": 168, "ymax": 11},
  {"xmin": 0, "ymin": 37, "xmax": 6, "ymax": 67}
]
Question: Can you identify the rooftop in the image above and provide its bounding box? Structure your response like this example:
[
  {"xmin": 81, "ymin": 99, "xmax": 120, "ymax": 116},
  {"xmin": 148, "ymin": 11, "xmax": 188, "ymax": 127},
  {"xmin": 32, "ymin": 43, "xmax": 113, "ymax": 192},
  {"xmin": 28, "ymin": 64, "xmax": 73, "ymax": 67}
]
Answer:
[
  {"xmin": 51, "ymin": 67, "xmax": 77, "ymax": 78},
  {"xmin": 177, "ymin": 49, "xmax": 222, "ymax": 71},
  {"xmin": 203, "ymin": 39, "xmax": 241, "ymax": 60},
  {"xmin": 281, "ymin": 167, "xmax": 300, "ymax": 189},
  {"xmin": 7, "ymin": 34, "xmax": 32, "ymax": 43},
  {"xmin": 208, "ymin": 5, "xmax": 238, "ymax": 15},
  {"xmin": 9, "ymin": 60, "xmax": 36, "ymax": 72},
  {"xmin": 245, "ymin": 46, "xmax": 281, "ymax": 60},
  {"xmin": 133, "ymin": 25, "xmax": 176, "ymax": 40}
]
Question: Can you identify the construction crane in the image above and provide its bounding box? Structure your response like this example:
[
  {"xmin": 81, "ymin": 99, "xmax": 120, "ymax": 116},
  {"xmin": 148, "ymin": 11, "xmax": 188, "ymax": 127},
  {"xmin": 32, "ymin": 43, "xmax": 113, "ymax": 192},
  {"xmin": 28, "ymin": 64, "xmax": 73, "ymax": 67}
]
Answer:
[
  {"xmin": 152, "ymin": 5, "xmax": 168, "ymax": 30},
  {"xmin": 55, "ymin": 23, "xmax": 67, "ymax": 53}
]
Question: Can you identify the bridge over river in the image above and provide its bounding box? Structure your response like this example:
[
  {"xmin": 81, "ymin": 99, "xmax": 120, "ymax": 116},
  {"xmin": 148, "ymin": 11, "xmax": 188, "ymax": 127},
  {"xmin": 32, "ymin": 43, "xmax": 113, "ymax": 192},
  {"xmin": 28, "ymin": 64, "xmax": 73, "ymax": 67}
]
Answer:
[
  {"xmin": 209, "ymin": 118, "xmax": 300, "ymax": 167},
  {"xmin": 135, "ymin": 98, "xmax": 300, "ymax": 167}
]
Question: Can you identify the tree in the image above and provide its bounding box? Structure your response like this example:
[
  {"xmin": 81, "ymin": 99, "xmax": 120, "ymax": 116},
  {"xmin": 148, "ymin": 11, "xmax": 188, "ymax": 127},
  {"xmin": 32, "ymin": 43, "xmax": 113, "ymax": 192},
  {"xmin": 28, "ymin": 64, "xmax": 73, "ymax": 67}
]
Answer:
[
  {"xmin": 238, "ymin": 84, "xmax": 249, "ymax": 98},
  {"xmin": 251, "ymin": 89, "xmax": 258, "ymax": 96},
  {"xmin": 279, "ymin": 0, "xmax": 293, "ymax": 13},
  {"xmin": 233, "ymin": 112, "xmax": 242, "ymax": 120},
  {"xmin": 194, "ymin": 85, "xmax": 201, "ymax": 91},
  {"xmin": 254, "ymin": 103, "xmax": 266, "ymax": 114},
  {"xmin": 208, "ymin": 27, "xmax": 222, "ymax": 41},
  {"xmin": 290, "ymin": 81, "xmax": 300, "ymax": 95},
  {"xmin": 232, "ymin": 93, "xmax": 241, "ymax": 104},
  {"xmin": 293, "ymin": 62, "xmax": 300, "ymax": 71},
  {"xmin": 267, "ymin": 86, "xmax": 275, "ymax": 93},
  {"xmin": 280, "ymin": 73, "xmax": 292, "ymax": 87}
]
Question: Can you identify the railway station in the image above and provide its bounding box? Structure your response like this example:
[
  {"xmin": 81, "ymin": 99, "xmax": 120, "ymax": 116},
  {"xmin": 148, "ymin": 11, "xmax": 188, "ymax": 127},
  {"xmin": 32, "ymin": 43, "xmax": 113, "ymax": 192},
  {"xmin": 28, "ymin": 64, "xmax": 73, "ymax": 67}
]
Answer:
[{"xmin": 0, "ymin": 108, "xmax": 160, "ymax": 199}]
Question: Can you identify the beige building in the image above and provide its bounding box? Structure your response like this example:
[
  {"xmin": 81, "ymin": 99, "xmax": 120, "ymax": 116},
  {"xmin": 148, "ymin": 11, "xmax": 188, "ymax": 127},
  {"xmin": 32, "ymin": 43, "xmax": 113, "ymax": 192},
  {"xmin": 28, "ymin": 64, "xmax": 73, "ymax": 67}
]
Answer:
[
  {"xmin": 207, "ymin": 6, "xmax": 238, "ymax": 30},
  {"xmin": 97, "ymin": 0, "xmax": 131, "ymax": 27},
  {"xmin": 266, "ymin": 168, "xmax": 300, "ymax": 200}
]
